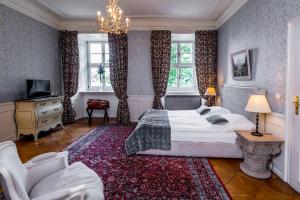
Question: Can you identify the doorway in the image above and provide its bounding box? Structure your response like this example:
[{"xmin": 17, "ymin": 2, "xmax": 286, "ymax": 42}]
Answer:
[{"xmin": 286, "ymin": 15, "xmax": 300, "ymax": 193}]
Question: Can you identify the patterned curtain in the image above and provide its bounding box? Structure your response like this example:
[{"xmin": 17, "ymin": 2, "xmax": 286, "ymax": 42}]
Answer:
[
  {"xmin": 151, "ymin": 30, "xmax": 172, "ymax": 109},
  {"xmin": 61, "ymin": 31, "xmax": 79, "ymax": 123},
  {"xmin": 195, "ymin": 30, "xmax": 218, "ymax": 106},
  {"xmin": 108, "ymin": 33, "xmax": 130, "ymax": 124}
]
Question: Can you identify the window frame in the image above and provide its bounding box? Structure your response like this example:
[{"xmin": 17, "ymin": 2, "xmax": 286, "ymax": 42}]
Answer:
[
  {"xmin": 87, "ymin": 41, "xmax": 112, "ymax": 91},
  {"xmin": 168, "ymin": 41, "xmax": 197, "ymax": 92}
]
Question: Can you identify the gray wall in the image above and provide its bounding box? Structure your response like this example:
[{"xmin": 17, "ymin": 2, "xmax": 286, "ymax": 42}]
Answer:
[
  {"xmin": 0, "ymin": 4, "xmax": 61, "ymax": 102},
  {"xmin": 128, "ymin": 31, "xmax": 154, "ymax": 95},
  {"xmin": 218, "ymin": 0, "xmax": 300, "ymax": 114}
]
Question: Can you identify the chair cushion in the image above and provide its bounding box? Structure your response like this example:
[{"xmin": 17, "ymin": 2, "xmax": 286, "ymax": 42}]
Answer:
[
  {"xmin": 87, "ymin": 99, "xmax": 109, "ymax": 109},
  {"xmin": 29, "ymin": 162, "xmax": 104, "ymax": 200}
]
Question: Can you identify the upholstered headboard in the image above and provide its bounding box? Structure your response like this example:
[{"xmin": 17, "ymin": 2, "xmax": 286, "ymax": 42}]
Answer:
[
  {"xmin": 165, "ymin": 95, "xmax": 201, "ymax": 110},
  {"xmin": 221, "ymin": 85, "xmax": 265, "ymax": 122}
]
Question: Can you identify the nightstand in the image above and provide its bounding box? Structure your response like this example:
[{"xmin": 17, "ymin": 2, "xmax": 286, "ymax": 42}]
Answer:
[{"xmin": 236, "ymin": 130, "xmax": 284, "ymax": 179}]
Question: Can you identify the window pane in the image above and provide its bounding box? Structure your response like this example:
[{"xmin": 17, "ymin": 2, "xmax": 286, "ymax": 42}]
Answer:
[
  {"xmin": 168, "ymin": 68, "xmax": 177, "ymax": 87},
  {"xmin": 180, "ymin": 43, "xmax": 193, "ymax": 54},
  {"xmin": 104, "ymin": 67, "xmax": 111, "ymax": 86},
  {"xmin": 90, "ymin": 54, "xmax": 102, "ymax": 64},
  {"xmin": 105, "ymin": 43, "xmax": 109, "ymax": 53},
  {"xmin": 179, "ymin": 68, "xmax": 193, "ymax": 87},
  {"xmin": 90, "ymin": 43, "xmax": 102, "ymax": 53},
  {"xmin": 90, "ymin": 68, "xmax": 102, "ymax": 87},
  {"xmin": 180, "ymin": 54, "xmax": 193, "ymax": 64},
  {"xmin": 105, "ymin": 53, "xmax": 109, "ymax": 64},
  {"xmin": 171, "ymin": 43, "xmax": 177, "ymax": 64}
]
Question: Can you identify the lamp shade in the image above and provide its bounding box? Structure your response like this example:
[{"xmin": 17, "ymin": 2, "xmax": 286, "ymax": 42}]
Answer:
[
  {"xmin": 205, "ymin": 87, "xmax": 216, "ymax": 96},
  {"xmin": 245, "ymin": 95, "xmax": 271, "ymax": 113}
]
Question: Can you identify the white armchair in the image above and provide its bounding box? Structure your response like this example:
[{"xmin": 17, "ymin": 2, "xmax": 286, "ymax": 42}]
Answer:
[{"xmin": 0, "ymin": 141, "xmax": 104, "ymax": 200}]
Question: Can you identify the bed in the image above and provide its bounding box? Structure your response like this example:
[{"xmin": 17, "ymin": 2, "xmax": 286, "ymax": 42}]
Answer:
[{"xmin": 125, "ymin": 85, "xmax": 259, "ymax": 158}]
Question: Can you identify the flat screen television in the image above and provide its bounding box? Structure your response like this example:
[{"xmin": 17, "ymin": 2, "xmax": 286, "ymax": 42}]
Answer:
[{"xmin": 27, "ymin": 80, "xmax": 51, "ymax": 99}]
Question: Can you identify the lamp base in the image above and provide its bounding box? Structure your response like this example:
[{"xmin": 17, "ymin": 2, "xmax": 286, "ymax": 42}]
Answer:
[
  {"xmin": 251, "ymin": 131, "xmax": 263, "ymax": 137},
  {"xmin": 251, "ymin": 113, "xmax": 263, "ymax": 137}
]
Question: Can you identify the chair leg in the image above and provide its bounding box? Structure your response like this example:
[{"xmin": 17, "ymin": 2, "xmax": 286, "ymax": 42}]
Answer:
[
  {"xmin": 107, "ymin": 110, "xmax": 109, "ymax": 123},
  {"xmin": 87, "ymin": 108, "xmax": 93, "ymax": 125},
  {"xmin": 103, "ymin": 109, "xmax": 107, "ymax": 123}
]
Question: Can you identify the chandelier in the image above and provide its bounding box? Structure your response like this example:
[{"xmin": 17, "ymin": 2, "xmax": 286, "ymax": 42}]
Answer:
[{"xmin": 96, "ymin": 0, "xmax": 129, "ymax": 34}]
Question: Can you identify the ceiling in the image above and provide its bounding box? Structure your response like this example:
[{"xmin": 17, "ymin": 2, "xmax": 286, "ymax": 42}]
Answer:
[
  {"xmin": 2, "ymin": 0, "xmax": 248, "ymax": 31},
  {"xmin": 37, "ymin": 0, "xmax": 233, "ymax": 19}
]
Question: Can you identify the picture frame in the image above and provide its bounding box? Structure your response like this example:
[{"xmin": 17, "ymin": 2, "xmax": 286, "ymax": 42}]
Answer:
[{"xmin": 231, "ymin": 49, "xmax": 251, "ymax": 80}]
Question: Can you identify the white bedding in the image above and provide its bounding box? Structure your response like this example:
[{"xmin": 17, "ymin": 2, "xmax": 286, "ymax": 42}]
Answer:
[{"xmin": 168, "ymin": 110, "xmax": 254, "ymax": 144}]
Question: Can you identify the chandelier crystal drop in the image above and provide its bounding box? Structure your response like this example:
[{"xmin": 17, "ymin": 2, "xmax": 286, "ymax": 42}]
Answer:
[{"xmin": 96, "ymin": 0, "xmax": 129, "ymax": 34}]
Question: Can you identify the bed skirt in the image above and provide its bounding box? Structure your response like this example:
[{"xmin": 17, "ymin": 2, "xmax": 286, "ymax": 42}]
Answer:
[{"xmin": 137, "ymin": 141, "xmax": 243, "ymax": 158}]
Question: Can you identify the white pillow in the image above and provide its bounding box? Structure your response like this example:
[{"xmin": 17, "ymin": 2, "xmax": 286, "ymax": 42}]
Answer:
[
  {"xmin": 207, "ymin": 106, "xmax": 231, "ymax": 116},
  {"xmin": 196, "ymin": 105, "xmax": 209, "ymax": 114},
  {"xmin": 196, "ymin": 106, "xmax": 231, "ymax": 116},
  {"xmin": 222, "ymin": 114, "xmax": 255, "ymax": 132}
]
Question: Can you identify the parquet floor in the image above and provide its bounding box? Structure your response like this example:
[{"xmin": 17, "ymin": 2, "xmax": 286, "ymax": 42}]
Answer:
[{"xmin": 15, "ymin": 118, "xmax": 300, "ymax": 200}]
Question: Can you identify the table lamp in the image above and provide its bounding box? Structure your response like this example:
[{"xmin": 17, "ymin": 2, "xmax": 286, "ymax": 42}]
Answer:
[
  {"xmin": 245, "ymin": 95, "xmax": 271, "ymax": 136},
  {"xmin": 205, "ymin": 87, "xmax": 217, "ymax": 96}
]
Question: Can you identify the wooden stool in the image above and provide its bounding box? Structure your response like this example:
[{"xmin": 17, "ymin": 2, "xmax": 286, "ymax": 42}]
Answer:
[{"xmin": 86, "ymin": 99, "xmax": 110, "ymax": 125}]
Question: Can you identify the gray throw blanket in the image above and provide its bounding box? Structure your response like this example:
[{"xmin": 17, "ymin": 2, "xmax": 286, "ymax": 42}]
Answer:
[{"xmin": 125, "ymin": 109, "xmax": 171, "ymax": 155}]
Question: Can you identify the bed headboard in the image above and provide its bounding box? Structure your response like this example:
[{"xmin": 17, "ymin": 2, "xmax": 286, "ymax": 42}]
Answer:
[
  {"xmin": 165, "ymin": 95, "xmax": 201, "ymax": 110},
  {"xmin": 221, "ymin": 85, "xmax": 265, "ymax": 122}
]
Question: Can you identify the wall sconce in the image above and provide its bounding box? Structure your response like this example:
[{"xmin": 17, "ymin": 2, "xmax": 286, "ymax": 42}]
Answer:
[{"xmin": 293, "ymin": 96, "xmax": 299, "ymax": 115}]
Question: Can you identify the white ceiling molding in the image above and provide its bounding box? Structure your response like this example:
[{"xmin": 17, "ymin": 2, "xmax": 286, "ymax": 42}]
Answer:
[
  {"xmin": 37, "ymin": 0, "xmax": 224, "ymax": 19},
  {"xmin": 215, "ymin": 0, "xmax": 248, "ymax": 28},
  {"xmin": 59, "ymin": 18, "xmax": 217, "ymax": 32},
  {"xmin": 0, "ymin": 0, "xmax": 248, "ymax": 31},
  {"xmin": 0, "ymin": 0, "xmax": 61, "ymax": 29}
]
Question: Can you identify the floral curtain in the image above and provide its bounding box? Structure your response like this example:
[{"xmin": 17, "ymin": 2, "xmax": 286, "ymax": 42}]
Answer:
[
  {"xmin": 195, "ymin": 30, "xmax": 218, "ymax": 106},
  {"xmin": 61, "ymin": 31, "xmax": 79, "ymax": 123},
  {"xmin": 108, "ymin": 33, "xmax": 130, "ymax": 124},
  {"xmin": 151, "ymin": 30, "xmax": 172, "ymax": 109}
]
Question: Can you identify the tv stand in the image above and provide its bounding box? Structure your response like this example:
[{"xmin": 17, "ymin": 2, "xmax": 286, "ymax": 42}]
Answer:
[{"xmin": 15, "ymin": 96, "xmax": 64, "ymax": 141}]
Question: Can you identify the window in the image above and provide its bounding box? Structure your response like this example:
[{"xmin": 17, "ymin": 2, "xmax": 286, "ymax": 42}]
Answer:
[
  {"xmin": 168, "ymin": 41, "xmax": 196, "ymax": 91},
  {"xmin": 88, "ymin": 42, "xmax": 111, "ymax": 90}
]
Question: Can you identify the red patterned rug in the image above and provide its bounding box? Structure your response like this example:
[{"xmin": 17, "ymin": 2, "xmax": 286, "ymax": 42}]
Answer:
[{"xmin": 64, "ymin": 125, "xmax": 232, "ymax": 200}]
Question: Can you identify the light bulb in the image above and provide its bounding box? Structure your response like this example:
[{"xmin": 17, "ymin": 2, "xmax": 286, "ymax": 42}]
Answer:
[{"xmin": 97, "ymin": 11, "xmax": 101, "ymax": 21}]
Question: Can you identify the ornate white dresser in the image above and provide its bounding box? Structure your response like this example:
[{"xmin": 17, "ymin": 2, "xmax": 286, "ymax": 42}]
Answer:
[{"xmin": 15, "ymin": 96, "xmax": 64, "ymax": 141}]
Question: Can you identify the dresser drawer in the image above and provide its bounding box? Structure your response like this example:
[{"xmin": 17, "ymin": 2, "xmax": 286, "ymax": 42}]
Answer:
[
  {"xmin": 37, "ymin": 114, "xmax": 62, "ymax": 128},
  {"xmin": 37, "ymin": 117, "xmax": 53, "ymax": 128},
  {"xmin": 36, "ymin": 98, "xmax": 62, "ymax": 110},
  {"xmin": 37, "ymin": 104, "xmax": 63, "ymax": 118},
  {"xmin": 36, "ymin": 101, "xmax": 51, "ymax": 110},
  {"xmin": 49, "ymin": 98, "xmax": 61, "ymax": 106}
]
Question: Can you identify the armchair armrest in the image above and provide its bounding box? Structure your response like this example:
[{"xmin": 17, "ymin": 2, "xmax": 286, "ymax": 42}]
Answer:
[
  {"xmin": 24, "ymin": 151, "xmax": 69, "ymax": 187},
  {"xmin": 32, "ymin": 185, "xmax": 86, "ymax": 200}
]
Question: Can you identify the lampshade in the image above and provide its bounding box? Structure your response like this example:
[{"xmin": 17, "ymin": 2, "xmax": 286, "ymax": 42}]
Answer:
[
  {"xmin": 245, "ymin": 95, "xmax": 271, "ymax": 113},
  {"xmin": 205, "ymin": 87, "xmax": 216, "ymax": 96}
]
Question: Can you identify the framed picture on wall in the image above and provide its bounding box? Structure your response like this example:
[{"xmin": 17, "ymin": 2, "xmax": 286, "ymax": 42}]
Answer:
[{"xmin": 231, "ymin": 49, "xmax": 251, "ymax": 80}]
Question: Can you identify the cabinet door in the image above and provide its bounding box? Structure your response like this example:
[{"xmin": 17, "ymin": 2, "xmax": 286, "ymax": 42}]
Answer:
[{"xmin": 16, "ymin": 111, "xmax": 35, "ymax": 129}]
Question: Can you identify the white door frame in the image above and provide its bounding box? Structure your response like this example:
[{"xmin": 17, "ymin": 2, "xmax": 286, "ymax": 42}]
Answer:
[{"xmin": 285, "ymin": 15, "xmax": 300, "ymax": 183}]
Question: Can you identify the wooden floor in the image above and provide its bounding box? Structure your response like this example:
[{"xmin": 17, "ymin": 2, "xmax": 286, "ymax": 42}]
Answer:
[{"xmin": 15, "ymin": 118, "xmax": 300, "ymax": 200}]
